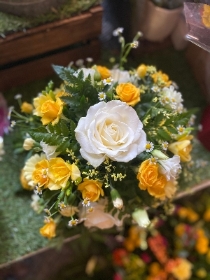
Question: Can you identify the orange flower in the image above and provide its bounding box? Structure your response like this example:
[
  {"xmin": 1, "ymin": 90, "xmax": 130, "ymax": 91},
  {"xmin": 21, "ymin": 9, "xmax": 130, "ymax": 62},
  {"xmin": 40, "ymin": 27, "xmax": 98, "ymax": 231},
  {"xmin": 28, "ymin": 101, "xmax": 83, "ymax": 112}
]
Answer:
[
  {"xmin": 152, "ymin": 71, "xmax": 171, "ymax": 87},
  {"xmin": 21, "ymin": 102, "xmax": 33, "ymax": 114},
  {"xmin": 175, "ymin": 223, "xmax": 186, "ymax": 237},
  {"xmin": 168, "ymin": 135, "xmax": 193, "ymax": 162},
  {"xmin": 40, "ymin": 219, "xmax": 56, "ymax": 239},
  {"xmin": 137, "ymin": 159, "xmax": 166, "ymax": 198},
  {"xmin": 33, "ymin": 93, "xmax": 63, "ymax": 125},
  {"xmin": 96, "ymin": 65, "xmax": 111, "ymax": 80},
  {"xmin": 116, "ymin": 83, "xmax": 140, "ymax": 106},
  {"xmin": 171, "ymin": 258, "xmax": 192, "ymax": 280},
  {"xmin": 78, "ymin": 179, "xmax": 104, "ymax": 202},
  {"xmin": 203, "ymin": 208, "xmax": 210, "ymax": 221},
  {"xmin": 195, "ymin": 229, "xmax": 209, "ymax": 254}
]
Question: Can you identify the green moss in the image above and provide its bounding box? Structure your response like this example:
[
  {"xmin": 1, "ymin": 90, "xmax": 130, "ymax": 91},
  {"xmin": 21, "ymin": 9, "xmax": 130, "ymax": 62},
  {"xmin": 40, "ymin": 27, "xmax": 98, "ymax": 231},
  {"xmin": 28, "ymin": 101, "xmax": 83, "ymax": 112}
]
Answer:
[{"xmin": 0, "ymin": 0, "xmax": 100, "ymax": 35}]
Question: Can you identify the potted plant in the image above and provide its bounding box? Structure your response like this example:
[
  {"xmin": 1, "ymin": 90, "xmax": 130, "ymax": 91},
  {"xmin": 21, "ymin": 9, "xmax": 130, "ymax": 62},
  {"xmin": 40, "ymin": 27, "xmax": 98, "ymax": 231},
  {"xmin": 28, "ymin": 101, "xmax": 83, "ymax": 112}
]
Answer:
[{"xmin": 140, "ymin": 0, "xmax": 184, "ymax": 42}]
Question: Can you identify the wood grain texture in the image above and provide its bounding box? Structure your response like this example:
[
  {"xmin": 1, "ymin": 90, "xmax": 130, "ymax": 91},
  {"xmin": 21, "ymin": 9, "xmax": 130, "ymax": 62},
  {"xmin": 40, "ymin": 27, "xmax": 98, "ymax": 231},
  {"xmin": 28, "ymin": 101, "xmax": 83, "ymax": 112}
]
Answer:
[{"xmin": 0, "ymin": 6, "xmax": 103, "ymax": 66}]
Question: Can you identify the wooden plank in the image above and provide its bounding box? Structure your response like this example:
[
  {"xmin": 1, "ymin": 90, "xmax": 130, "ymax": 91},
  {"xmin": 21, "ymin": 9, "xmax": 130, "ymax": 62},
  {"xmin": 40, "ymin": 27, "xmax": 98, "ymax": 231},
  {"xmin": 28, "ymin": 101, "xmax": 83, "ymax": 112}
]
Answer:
[
  {"xmin": 0, "ymin": 39, "xmax": 101, "ymax": 92},
  {"xmin": 0, "ymin": 6, "xmax": 103, "ymax": 66}
]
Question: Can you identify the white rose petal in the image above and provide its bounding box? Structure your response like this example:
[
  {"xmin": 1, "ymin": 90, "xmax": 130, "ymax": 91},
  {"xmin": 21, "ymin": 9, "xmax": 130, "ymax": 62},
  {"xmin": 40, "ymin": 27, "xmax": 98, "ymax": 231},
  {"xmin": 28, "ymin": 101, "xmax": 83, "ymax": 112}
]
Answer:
[{"xmin": 75, "ymin": 100, "xmax": 147, "ymax": 167}]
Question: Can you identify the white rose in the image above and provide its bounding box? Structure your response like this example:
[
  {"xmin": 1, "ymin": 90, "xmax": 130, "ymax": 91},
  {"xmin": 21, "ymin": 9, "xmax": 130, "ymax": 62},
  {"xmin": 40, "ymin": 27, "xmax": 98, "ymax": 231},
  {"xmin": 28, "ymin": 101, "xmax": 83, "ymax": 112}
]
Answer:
[
  {"xmin": 111, "ymin": 69, "xmax": 131, "ymax": 83},
  {"xmin": 158, "ymin": 155, "xmax": 181, "ymax": 181},
  {"xmin": 75, "ymin": 100, "xmax": 146, "ymax": 168},
  {"xmin": 79, "ymin": 199, "xmax": 125, "ymax": 229}
]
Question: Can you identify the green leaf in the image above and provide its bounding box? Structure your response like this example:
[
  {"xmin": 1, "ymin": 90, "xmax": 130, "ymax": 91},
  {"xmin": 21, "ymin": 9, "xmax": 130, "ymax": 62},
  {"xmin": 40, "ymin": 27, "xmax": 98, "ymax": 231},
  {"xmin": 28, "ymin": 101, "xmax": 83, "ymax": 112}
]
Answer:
[{"xmin": 157, "ymin": 128, "xmax": 171, "ymax": 141}]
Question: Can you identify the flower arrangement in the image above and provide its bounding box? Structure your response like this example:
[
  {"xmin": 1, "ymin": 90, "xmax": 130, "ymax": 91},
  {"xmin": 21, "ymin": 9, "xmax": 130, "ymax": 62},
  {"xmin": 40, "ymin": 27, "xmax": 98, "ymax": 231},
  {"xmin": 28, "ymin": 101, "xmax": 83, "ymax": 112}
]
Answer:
[
  {"xmin": 11, "ymin": 28, "xmax": 196, "ymax": 240},
  {"xmin": 112, "ymin": 192, "xmax": 210, "ymax": 280}
]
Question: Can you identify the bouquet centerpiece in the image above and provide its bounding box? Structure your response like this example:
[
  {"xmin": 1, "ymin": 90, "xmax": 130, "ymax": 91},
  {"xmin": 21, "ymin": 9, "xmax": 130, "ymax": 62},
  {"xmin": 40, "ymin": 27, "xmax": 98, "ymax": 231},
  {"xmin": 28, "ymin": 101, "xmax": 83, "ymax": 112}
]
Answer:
[{"xmin": 11, "ymin": 28, "xmax": 196, "ymax": 240}]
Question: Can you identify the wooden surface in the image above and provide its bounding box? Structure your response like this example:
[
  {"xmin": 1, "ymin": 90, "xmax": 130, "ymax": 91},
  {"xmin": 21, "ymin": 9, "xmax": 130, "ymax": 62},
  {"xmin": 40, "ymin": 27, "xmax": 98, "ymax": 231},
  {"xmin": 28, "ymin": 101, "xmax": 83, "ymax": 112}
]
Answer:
[
  {"xmin": 0, "ymin": 6, "xmax": 102, "ymax": 66},
  {"xmin": 0, "ymin": 39, "xmax": 100, "ymax": 92}
]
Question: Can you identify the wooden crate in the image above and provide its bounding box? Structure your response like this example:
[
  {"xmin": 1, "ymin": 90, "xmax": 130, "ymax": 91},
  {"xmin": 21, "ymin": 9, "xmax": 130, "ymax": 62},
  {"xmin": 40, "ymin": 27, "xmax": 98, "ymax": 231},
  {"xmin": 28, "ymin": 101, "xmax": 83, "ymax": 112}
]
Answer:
[{"xmin": 0, "ymin": 5, "xmax": 103, "ymax": 92}]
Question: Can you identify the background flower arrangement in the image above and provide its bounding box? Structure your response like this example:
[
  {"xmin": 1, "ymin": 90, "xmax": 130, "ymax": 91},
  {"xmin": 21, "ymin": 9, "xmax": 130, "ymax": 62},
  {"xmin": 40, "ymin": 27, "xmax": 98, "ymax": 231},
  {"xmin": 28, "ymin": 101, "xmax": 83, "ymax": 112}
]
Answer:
[{"xmin": 11, "ymin": 28, "xmax": 196, "ymax": 241}]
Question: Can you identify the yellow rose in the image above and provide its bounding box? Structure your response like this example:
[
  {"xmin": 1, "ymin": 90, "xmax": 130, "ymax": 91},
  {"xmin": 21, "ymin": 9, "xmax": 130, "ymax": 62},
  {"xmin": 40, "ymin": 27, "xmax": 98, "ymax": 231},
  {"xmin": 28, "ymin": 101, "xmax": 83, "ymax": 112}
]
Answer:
[
  {"xmin": 33, "ymin": 93, "xmax": 63, "ymax": 125},
  {"xmin": 21, "ymin": 102, "xmax": 33, "ymax": 114},
  {"xmin": 137, "ymin": 64, "xmax": 147, "ymax": 78},
  {"xmin": 47, "ymin": 158, "xmax": 72, "ymax": 190},
  {"xmin": 20, "ymin": 169, "xmax": 34, "ymax": 190},
  {"xmin": 152, "ymin": 71, "xmax": 171, "ymax": 87},
  {"xmin": 116, "ymin": 83, "xmax": 140, "ymax": 106},
  {"xmin": 78, "ymin": 179, "xmax": 104, "ymax": 202},
  {"xmin": 137, "ymin": 159, "xmax": 167, "ymax": 198},
  {"xmin": 32, "ymin": 159, "xmax": 49, "ymax": 187},
  {"xmin": 40, "ymin": 219, "xmax": 56, "ymax": 239},
  {"xmin": 96, "ymin": 65, "xmax": 111, "ymax": 80},
  {"xmin": 171, "ymin": 258, "xmax": 192, "ymax": 280},
  {"xmin": 175, "ymin": 223, "xmax": 186, "ymax": 237},
  {"xmin": 168, "ymin": 136, "xmax": 193, "ymax": 162},
  {"xmin": 137, "ymin": 160, "xmax": 159, "ymax": 189}
]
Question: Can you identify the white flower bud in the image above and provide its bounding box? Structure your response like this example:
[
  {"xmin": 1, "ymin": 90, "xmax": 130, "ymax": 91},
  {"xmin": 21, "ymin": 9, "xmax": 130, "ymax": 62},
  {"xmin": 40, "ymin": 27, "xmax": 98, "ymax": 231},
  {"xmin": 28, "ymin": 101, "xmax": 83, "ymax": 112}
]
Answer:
[
  {"xmin": 23, "ymin": 138, "xmax": 35, "ymax": 150},
  {"xmin": 132, "ymin": 209, "xmax": 150, "ymax": 228},
  {"xmin": 113, "ymin": 197, "xmax": 124, "ymax": 210}
]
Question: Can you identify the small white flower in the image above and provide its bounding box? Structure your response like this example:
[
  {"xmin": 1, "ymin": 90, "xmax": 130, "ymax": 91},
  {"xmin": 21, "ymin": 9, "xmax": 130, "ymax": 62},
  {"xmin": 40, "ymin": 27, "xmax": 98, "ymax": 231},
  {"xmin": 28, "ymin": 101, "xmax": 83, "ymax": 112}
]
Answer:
[
  {"xmin": 10, "ymin": 120, "xmax": 16, "ymax": 128},
  {"xmin": 75, "ymin": 59, "xmax": 84, "ymax": 67},
  {"xmin": 14, "ymin": 94, "xmax": 22, "ymax": 100},
  {"xmin": 145, "ymin": 141, "xmax": 154, "ymax": 152},
  {"xmin": 131, "ymin": 40, "xmax": 139, "ymax": 48},
  {"xmin": 98, "ymin": 92, "xmax": 106, "ymax": 101},
  {"xmin": 188, "ymin": 114, "xmax": 196, "ymax": 126},
  {"xmin": 30, "ymin": 194, "xmax": 41, "ymax": 212},
  {"xmin": 34, "ymin": 185, "xmax": 42, "ymax": 195},
  {"xmin": 7, "ymin": 106, "xmax": 14, "ymax": 120},
  {"xmin": 68, "ymin": 219, "xmax": 79, "ymax": 227},
  {"xmin": 86, "ymin": 57, "xmax": 93, "ymax": 63},
  {"xmin": 177, "ymin": 125, "xmax": 185, "ymax": 134},
  {"xmin": 102, "ymin": 77, "xmax": 114, "ymax": 86},
  {"xmin": 160, "ymin": 86, "xmax": 183, "ymax": 111},
  {"xmin": 113, "ymin": 27, "xmax": 124, "ymax": 36},
  {"xmin": 58, "ymin": 201, "xmax": 66, "ymax": 210},
  {"xmin": 82, "ymin": 198, "xmax": 90, "ymax": 207},
  {"xmin": 151, "ymin": 86, "xmax": 160, "ymax": 93},
  {"xmin": 162, "ymin": 141, "xmax": 168, "ymax": 151}
]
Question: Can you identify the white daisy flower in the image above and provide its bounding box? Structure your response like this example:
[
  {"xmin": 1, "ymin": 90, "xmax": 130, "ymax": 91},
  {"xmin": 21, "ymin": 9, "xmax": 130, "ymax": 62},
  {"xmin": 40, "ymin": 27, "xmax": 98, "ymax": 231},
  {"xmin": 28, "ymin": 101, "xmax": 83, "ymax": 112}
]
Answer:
[{"xmin": 145, "ymin": 141, "xmax": 154, "ymax": 152}]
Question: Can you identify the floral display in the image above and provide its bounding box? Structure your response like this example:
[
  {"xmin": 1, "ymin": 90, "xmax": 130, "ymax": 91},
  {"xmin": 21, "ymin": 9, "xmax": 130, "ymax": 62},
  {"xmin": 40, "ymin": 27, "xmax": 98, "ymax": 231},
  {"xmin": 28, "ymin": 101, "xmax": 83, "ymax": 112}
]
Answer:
[
  {"xmin": 111, "ymin": 192, "xmax": 210, "ymax": 280},
  {"xmin": 11, "ymin": 28, "xmax": 196, "ymax": 241}
]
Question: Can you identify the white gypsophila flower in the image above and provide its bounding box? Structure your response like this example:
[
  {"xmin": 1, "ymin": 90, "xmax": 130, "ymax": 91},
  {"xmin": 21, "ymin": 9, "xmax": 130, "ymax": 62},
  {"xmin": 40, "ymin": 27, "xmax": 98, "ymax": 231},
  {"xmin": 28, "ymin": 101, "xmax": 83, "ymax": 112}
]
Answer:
[
  {"xmin": 73, "ymin": 68, "xmax": 96, "ymax": 85},
  {"xmin": 79, "ymin": 199, "xmax": 127, "ymax": 229},
  {"xmin": 86, "ymin": 57, "xmax": 93, "ymax": 63},
  {"xmin": 158, "ymin": 155, "xmax": 181, "ymax": 181},
  {"xmin": 131, "ymin": 40, "xmax": 139, "ymax": 48},
  {"xmin": 23, "ymin": 153, "xmax": 46, "ymax": 187},
  {"xmin": 75, "ymin": 100, "xmax": 147, "ymax": 168},
  {"xmin": 40, "ymin": 141, "xmax": 60, "ymax": 160},
  {"xmin": 160, "ymin": 86, "xmax": 183, "ymax": 111},
  {"xmin": 113, "ymin": 27, "xmax": 124, "ymax": 36},
  {"xmin": 14, "ymin": 94, "xmax": 22, "ymax": 100}
]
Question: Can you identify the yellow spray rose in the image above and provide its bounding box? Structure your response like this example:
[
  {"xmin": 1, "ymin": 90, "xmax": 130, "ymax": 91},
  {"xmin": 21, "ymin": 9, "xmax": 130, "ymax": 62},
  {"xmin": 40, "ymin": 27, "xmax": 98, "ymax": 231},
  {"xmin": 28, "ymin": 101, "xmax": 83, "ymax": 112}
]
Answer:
[
  {"xmin": 32, "ymin": 159, "xmax": 49, "ymax": 187},
  {"xmin": 47, "ymin": 158, "xmax": 80, "ymax": 190},
  {"xmin": 203, "ymin": 208, "xmax": 210, "ymax": 222},
  {"xmin": 33, "ymin": 93, "xmax": 63, "ymax": 125},
  {"xmin": 137, "ymin": 64, "xmax": 147, "ymax": 78},
  {"xmin": 152, "ymin": 71, "xmax": 171, "ymax": 87},
  {"xmin": 78, "ymin": 179, "xmax": 104, "ymax": 202},
  {"xmin": 96, "ymin": 65, "xmax": 111, "ymax": 80},
  {"xmin": 171, "ymin": 258, "xmax": 192, "ymax": 280},
  {"xmin": 40, "ymin": 219, "xmax": 56, "ymax": 239},
  {"xmin": 137, "ymin": 159, "xmax": 166, "ymax": 198},
  {"xmin": 21, "ymin": 102, "xmax": 33, "ymax": 114},
  {"xmin": 168, "ymin": 135, "xmax": 193, "ymax": 162},
  {"xmin": 195, "ymin": 229, "xmax": 209, "ymax": 254},
  {"xmin": 20, "ymin": 169, "xmax": 34, "ymax": 191},
  {"xmin": 116, "ymin": 83, "xmax": 140, "ymax": 106}
]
